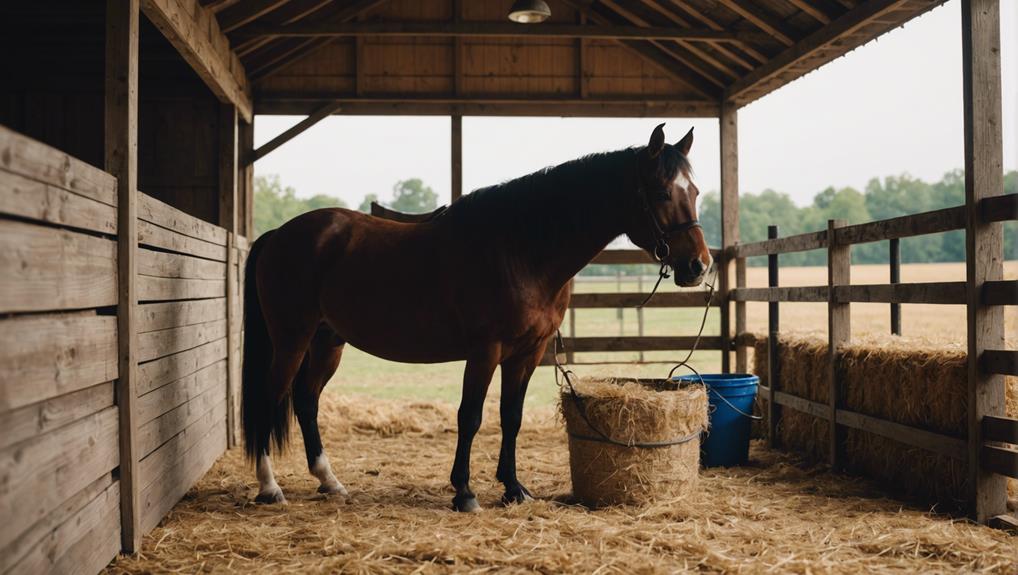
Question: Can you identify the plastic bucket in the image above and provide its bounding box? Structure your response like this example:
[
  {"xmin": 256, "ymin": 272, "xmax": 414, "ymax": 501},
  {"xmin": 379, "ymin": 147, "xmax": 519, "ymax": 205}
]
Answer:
[{"xmin": 672, "ymin": 374, "xmax": 759, "ymax": 467}]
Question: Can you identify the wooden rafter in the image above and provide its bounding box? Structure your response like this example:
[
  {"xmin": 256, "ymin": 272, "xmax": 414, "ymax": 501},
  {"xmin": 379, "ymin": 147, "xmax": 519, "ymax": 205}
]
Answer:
[
  {"xmin": 231, "ymin": 0, "xmax": 333, "ymax": 53},
  {"xmin": 248, "ymin": 99, "xmax": 343, "ymax": 164},
  {"xmin": 715, "ymin": 0, "xmax": 796, "ymax": 46},
  {"xmin": 640, "ymin": 0, "xmax": 755, "ymax": 71},
  {"xmin": 725, "ymin": 0, "xmax": 910, "ymax": 104},
  {"xmin": 663, "ymin": 0, "xmax": 770, "ymax": 64},
  {"xmin": 786, "ymin": 0, "xmax": 834, "ymax": 24},
  {"xmin": 217, "ymin": 0, "xmax": 291, "ymax": 33}
]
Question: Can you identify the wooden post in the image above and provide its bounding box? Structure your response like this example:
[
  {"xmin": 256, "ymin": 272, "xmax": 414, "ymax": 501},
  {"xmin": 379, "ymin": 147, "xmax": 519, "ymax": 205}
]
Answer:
[
  {"xmin": 719, "ymin": 104, "xmax": 739, "ymax": 373},
  {"xmin": 451, "ymin": 115, "xmax": 462, "ymax": 202},
  {"xmin": 637, "ymin": 274, "xmax": 644, "ymax": 362},
  {"xmin": 568, "ymin": 278, "xmax": 576, "ymax": 364},
  {"xmin": 239, "ymin": 118, "xmax": 255, "ymax": 237},
  {"xmin": 616, "ymin": 270, "xmax": 623, "ymax": 336},
  {"xmin": 827, "ymin": 219, "xmax": 850, "ymax": 469},
  {"xmin": 766, "ymin": 225, "xmax": 780, "ymax": 448},
  {"xmin": 106, "ymin": 0, "xmax": 140, "ymax": 553},
  {"xmin": 735, "ymin": 256, "xmax": 747, "ymax": 372},
  {"xmin": 961, "ymin": 0, "xmax": 1007, "ymax": 523},
  {"xmin": 219, "ymin": 103, "xmax": 240, "ymax": 449},
  {"xmin": 889, "ymin": 238, "xmax": 901, "ymax": 335}
]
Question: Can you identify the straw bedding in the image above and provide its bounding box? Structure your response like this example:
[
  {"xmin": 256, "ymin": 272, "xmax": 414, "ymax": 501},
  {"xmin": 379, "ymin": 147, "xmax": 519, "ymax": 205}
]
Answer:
[
  {"xmin": 559, "ymin": 378, "xmax": 707, "ymax": 506},
  {"xmin": 104, "ymin": 393, "xmax": 1015, "ymax": 574},
  {"xmin": 752, "ymin": 332, "xmax": 1018, "ymax": 507}
]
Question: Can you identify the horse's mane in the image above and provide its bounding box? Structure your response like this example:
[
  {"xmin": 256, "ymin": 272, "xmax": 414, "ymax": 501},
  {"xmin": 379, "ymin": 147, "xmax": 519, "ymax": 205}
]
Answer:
[{"xmin": 444, "ymin": 145, "xmax": 690, "ymax": 249}]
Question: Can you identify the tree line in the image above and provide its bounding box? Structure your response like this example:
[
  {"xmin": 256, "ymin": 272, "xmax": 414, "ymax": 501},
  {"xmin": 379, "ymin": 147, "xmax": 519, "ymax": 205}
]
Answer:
[{"xmin": 254, "ymin": 169, "xmax": 1016, "ymax": 270}]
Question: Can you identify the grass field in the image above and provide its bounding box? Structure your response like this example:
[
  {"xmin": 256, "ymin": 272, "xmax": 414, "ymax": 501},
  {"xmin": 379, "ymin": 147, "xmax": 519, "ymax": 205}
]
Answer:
[{"xmin": 328, "ymin": 261, "xmax": 1017, "ymax": 407}]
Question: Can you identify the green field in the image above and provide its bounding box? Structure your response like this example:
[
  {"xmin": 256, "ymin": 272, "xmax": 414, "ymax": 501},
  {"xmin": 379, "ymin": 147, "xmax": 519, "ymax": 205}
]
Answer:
[{"xmin": 328, "ymin": 277, "xmax": 721, "ymax": 408}]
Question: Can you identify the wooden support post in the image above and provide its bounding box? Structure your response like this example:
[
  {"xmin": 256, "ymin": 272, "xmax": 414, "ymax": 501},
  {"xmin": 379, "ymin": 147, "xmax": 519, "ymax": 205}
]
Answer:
[
  {"xmin": 735, "ymin": 256, "xmax": 747, "ymax": 372},
  {"xmin": 637, "ymin": 274, "xmax": 644, "ymax": 362},
  {"xmin": 106, "ymin": 0, "xmax": 141, "ymax": 553},
  {"xmin": 239, "ymin": 118, "xmax": 255, "ymax": 236},
  {"xmin": 219, "ymin": 103, "xmax": 240, "ymax": 448},
  {"xmin": 568, "ymin": 279, "xmax": 576, "ymax": 364},
  {"xmin": 719, "ymin": 104, "xmax": 738, "ymax": 373},
  {"xmin": 827, "ymin": 219, "xmax": 850, "ymax": 469},
  {"xmin": 766, "ymin": 225, "xmax": 780, "ymax": 448},
  {"xmin": 889, "ymin": 238, "xmax": 901, "ymax": 335},
  {"xmin": 961, "ymin": 0, "xmax": 1007, "ymax": 523},
  {"xmin": 451, "ymin": 115, "xmax": 463, "ymax": 202}
]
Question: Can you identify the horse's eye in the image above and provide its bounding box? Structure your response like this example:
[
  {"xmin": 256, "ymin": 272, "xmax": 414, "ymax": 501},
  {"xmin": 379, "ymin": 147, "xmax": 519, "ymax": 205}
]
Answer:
[{"xmin": 654, "ymin": 190, "xmax": 671, "ymax": 202}]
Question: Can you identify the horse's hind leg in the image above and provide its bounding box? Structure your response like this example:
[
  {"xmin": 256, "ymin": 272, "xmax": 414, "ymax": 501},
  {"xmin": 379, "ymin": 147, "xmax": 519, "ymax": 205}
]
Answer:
[
  {"xmin": 294, "ymin": 325, "xmax": 348, "ymax": 496},
  {"xmin": 496, "ymin": 350, "xmax": 541, "ymax": 505}
]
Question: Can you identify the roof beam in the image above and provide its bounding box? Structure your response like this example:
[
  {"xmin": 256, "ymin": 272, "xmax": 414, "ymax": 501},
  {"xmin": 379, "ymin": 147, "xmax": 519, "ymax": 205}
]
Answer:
[
  {"xmin": 662, "ymin": 0, "xmax": 769, "ymax": 64},
  {"xmin": 725, "ymin": 0, "xmax": 909, "ymax": 105},
  {"xmin": 217, "ymin": 0, "xmax": 291, "ymax": 33},
  {"xmin": 715, "ymin": 0, "xmax": 796, "ymax": 46},
  {"xmin": 640, "ymin": 0, "xmax": 755, "ymax": 71},
  {"xmin": 248, "ymin": 99, "xmax": 343, "ymax": 164},
  {"xmin": 236, "ymin": 20, "xmax": 759, "ymax": 42},
  {"xmin": 140, "ymin": 0, "xmax": 253, "ymax": 121},
  {"xmin": 786, "ymin": 0, "xmax": 834, "ymax": 24}
]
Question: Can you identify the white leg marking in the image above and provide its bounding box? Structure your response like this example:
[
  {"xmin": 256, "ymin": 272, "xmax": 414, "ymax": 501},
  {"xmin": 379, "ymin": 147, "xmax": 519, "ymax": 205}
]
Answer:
[
  {"xmin": 311, "ymin": 453, "xmax": 348, "ymax": 496},
  {"xmin": 255, "ymin": 454, "xmax": 286, "ymax": 504}
]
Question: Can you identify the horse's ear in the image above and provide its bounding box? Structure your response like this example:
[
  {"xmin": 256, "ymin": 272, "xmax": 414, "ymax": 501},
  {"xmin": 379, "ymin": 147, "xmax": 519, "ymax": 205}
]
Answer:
[
  {"xmin": 647, "ymin": 123, "xmax": 666, "ymax": 159},
  {"xmin": 675, "ymin": 127, "xmax": 694, "ymax": 156}
]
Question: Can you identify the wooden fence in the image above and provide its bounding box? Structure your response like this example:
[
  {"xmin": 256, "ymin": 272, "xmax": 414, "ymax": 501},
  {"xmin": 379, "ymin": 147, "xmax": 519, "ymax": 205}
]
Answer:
[
  {"xmin": 727, "ymin": 193, "xmax": 1018, "ymax": 523},
  {"xmin": 0, "ymin": 126, "xmax": 246, "ymax": 573}
]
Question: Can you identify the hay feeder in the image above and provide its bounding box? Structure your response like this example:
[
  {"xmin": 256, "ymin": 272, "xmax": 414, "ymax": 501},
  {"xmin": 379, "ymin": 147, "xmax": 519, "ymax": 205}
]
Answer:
[{"xmin": 560, "ymin": 377, "xmax": 708, "ymax": 506}]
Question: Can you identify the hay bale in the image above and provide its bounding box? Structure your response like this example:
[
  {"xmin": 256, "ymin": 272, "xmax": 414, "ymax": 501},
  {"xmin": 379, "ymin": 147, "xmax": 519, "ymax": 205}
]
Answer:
[
  {"xmin": 751, "ymin": 332, "xmax": 1018, "ymax": 509},
  {"xmin": 560, "ymin": 378, "xmax": 707, "ymax": 507}
]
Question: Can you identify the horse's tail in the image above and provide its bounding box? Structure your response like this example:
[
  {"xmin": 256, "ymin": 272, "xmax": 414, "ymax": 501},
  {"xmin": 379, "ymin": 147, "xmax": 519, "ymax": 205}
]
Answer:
[{"xmin": 242, "ymin": 229, "xmax": 292, "ymax": 462}]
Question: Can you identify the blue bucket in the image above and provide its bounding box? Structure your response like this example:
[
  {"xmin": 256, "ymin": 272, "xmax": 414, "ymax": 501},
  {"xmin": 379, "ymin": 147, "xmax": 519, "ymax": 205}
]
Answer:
[{"xmin": 673, "ymin": 373, "xmax": 759, "ymax": 467}]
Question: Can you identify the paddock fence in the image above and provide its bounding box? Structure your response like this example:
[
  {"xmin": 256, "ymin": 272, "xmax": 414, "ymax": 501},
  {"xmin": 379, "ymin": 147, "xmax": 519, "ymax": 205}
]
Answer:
[{"xmin": 0, "ymin": 126, "xmax": 247, "ymax": 573}]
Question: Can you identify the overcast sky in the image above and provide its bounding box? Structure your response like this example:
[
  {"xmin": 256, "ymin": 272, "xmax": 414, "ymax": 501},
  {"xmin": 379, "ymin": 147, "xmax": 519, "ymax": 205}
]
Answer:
[{"xmin": 254, "ymin": 0, "xmax": 1016, "ymax": 208}]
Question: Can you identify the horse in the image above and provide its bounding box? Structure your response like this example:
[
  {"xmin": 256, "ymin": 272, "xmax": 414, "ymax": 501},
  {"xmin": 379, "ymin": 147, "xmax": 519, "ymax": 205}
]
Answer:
[{"xmin": 241, "ymin": 124, "xmax": 712, "ymax": 511}]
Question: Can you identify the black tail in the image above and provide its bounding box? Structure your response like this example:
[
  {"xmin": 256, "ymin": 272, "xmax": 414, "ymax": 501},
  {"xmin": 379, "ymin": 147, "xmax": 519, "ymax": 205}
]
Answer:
[{"xmin": 242, "ymin": 229, "xmax": 293, "ymax": 461}]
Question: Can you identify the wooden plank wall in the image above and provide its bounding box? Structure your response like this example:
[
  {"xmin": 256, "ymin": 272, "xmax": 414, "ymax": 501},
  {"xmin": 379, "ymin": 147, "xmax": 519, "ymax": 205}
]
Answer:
[
  {"xmin": 135, "ymin": 191, "xmax": 231, "ymax": 535},
  {"xmin": 0, "ymin": 126, "xmax": 122, "ymax": 575}
]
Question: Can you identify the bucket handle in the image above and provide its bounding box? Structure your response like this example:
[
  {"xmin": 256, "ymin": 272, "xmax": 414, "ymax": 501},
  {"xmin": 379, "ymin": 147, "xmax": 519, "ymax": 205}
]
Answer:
[{"xmin": 703, "ymin": 384, "xmax": 764, "ymax": 421}]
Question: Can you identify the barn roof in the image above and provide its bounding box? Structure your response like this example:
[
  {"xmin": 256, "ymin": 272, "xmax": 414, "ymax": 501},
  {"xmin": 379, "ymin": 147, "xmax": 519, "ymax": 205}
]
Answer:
[{"xmin": 200, "ymin": 0, "xmax": 948, "ymax": 117}]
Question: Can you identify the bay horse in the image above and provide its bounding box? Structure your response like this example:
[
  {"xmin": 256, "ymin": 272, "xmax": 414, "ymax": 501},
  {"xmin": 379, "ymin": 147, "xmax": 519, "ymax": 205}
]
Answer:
[{"xmin": 242, "ymin": 124, "xmax": 711, "ymax": 511}]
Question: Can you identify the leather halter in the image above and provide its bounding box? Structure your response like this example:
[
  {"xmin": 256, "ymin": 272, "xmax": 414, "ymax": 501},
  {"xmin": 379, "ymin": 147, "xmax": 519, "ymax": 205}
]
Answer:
[{"xmin": 636, "ymin": 163, "xmax": 702, "ymax": 264}]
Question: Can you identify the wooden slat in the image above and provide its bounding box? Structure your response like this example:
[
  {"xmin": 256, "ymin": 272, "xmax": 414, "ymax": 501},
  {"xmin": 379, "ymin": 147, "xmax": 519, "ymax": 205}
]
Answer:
[
  {"xmin": 561, "ymin": 335, "xmax": 722, "ymax": 353},
  {"xmin": 137, "ymin": 298, "xmax": 227, "ymax": 333},
  {"xmin": 217, "ymin": 0, "xmax": 290, "ymax": 33},
  {"xmin": 0, "ymin": 313, "xmax": 117, "ymax": 412},
  {"xmin": 981, "ymin": 444, "xmax": 1018, "ymax": 479},
  {"xmin": 0, "ymin": 383, "xmax": 114, "ymax": 451},
  {"xmin": 5, "ymin": 479, "xmax": 120, "ymax": 575},
  {"xmin": 982, "ymin": 415, "xmax": 1018, "ymax": 444},
  {"xmin": 136, "ymin": 374, "xmax": 225, "ymax": 457},
  {"xmin": 138, "ymin": 398, "xmax": 227, "ymax": 495},
  {"xmin": 0, "ymin": 169, "xmax": 117, "ymax": 235},
  {"xmin": 714, "ymin": 0, "xmax": 795, "ymax": 46},
  {"xmin": 139, "ymin": 248, "xmax": 227, "ymax": 280},
  {"xmin": 139, "ymin": 409, "xmax": 226, "ymax": 534},
  {"xmin": 138, "ymin": 192, "xmax": 228, "ymax": 246},
  {"xmin": 0, "ymin": 125, "xmax": 117, "ymax": 207},
  {"xmin": 569, "ymin": 291, "xmax": 713, "ymax": 308},
  {"xmin": 137, "ymin": 360, "xmax": 227, "ymax": 424},
  {"xmin": 982, "ymin": 280, "xmax": 1017, "ymax": 305},
  {"xmin": 138, "ymin": 318, "xmax": 228, "ymax": 363},
  {"xmin": 836, "ymin": 409, "xmax": 968, "ymax": 461},
  {"xmin": 137, "ymin": 338, "xmax": 229, "ymax": 396},
  {"xmin": 732, "ymin": 230, "xmax": 827, "ymax": 257},
  {"xmin": 980, "ymin": 350, "xmax": 1018, "ymax": 376},
  {"xmin": 138, "ymin": 219, "xmax": 228, "ymax": 262},
  {"xmin": 590, "ymin": 249, "xmax": 656, "ymax": 265},
  {"xmin": 981, "ymin": 193, "xmax": 1017, "ymax": 222},
  {"xmin": 832, "ymin": 282, "xmax": 967, "ymax": 305},
  {"xmin": 0, "ymin": 473, "xmax": 113, "ymax": 574},
  {"xmin": 729, "ymin": 286, "xmax": 828, "ymax": 302},
  {"xmin": 0, "ymin": 220, "xmax": 117, "ymax": 313},
  {"xmin": 835, "ymin": 206, "xmax": 966, "ymax": 245},
  {"xmin": 0, "ymin": 407, "xmax": 119, "ymax": 552},
  {"xmin": 138, "ymin": 276, "xmax": 226, "ymax": 301},
  {"xmin": 772, "ymin": 389, "xmax": 829, "ymax": 420},
  {"xmin": 140, "ymin": 0, "xmax": 253, "ymax": 121}
]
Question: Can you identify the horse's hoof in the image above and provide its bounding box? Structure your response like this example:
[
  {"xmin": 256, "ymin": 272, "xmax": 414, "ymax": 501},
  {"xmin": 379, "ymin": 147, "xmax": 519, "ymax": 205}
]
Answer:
[
  {"xmin": 254, "ymin": 488, "xmax": 287, "ymax": 505},
  {"xmin": 452, "ymin": 495, "xmax": 482, "ymax": 513},
  {"xmin": 317, "ymin": 482, "xmax": 349, "ymax": 496},
  {"xmin": 502, "ymin": 484, "xmax": 534, "ymax": 506}
]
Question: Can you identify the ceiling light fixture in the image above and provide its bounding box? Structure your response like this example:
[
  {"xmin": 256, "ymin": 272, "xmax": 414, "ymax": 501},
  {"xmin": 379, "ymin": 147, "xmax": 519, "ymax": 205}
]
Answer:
[{"xmin": 508, "ymin": 0, "xmax": 551, "ymax": 24}]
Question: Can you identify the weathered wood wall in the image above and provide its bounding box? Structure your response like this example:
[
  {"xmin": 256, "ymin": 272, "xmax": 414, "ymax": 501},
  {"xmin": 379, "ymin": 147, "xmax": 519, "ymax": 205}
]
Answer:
[{"xmin": 0, "ymin": 125, "xmax": 123, "ymax": 575}]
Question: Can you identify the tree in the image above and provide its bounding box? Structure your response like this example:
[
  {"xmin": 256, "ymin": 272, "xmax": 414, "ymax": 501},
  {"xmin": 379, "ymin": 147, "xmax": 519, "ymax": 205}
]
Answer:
[
  {"xmin": 253, "ymin": 174, "xmax": 347, "ymax": 238},
  {"xmin": 390, "ymin": 178, "xmax": 438, "ymax": 213},
  {"xmin": 358, "ymin": 193, "xmax": 380, "ymax": 213}
]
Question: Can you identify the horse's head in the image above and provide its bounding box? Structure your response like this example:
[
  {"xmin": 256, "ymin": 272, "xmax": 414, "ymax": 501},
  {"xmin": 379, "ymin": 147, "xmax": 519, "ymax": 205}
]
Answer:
[{"xmin": 626, "ymin": 123, "xmax": 712, "ymax": 287}]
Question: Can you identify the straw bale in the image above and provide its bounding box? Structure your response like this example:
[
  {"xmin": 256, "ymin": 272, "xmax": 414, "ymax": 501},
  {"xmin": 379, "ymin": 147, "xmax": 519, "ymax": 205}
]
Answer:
[
  {"xmin": 559, "ymin": 378, "xmax": 707, "ymax": 506},
  {"xmin": 751, "ymin": 332, "xmax": 1018, "ymax": 508},
  {"xmin": 104, "ymin": 393, "xmax": 1017, "ymax": 574}
]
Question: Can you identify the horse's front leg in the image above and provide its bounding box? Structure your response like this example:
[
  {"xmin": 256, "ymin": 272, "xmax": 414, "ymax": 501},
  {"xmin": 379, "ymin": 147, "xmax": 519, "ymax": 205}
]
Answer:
[
  {"xmin": 496, "ymin": 351, "xmax": 541, "ymax": 505},
  {"xmin": 450, "ymin": 351, "xmax": 498, "ymax": 512}
]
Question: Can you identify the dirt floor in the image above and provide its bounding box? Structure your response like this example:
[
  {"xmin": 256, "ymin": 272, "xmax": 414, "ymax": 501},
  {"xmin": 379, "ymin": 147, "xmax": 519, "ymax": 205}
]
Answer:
[{"xmin": 105, "ymin": 394, "xmax": 1016, "ymax": 574}]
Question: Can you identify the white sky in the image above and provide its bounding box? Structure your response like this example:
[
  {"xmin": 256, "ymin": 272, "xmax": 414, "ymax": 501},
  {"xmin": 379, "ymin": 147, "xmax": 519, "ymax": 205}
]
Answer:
[{"xmin": 254, "ymin": 0, "xmax": 1017, "ymax": 208}]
